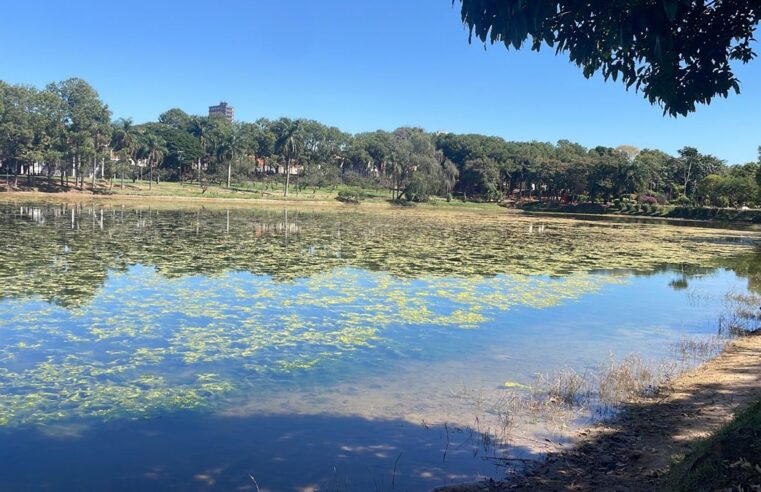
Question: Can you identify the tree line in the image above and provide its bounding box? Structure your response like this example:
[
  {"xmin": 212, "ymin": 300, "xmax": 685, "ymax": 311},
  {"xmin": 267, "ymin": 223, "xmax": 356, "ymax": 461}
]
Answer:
[{"xmin": 2, "ymin": 78, "xmax": 760, "ymax": 206}]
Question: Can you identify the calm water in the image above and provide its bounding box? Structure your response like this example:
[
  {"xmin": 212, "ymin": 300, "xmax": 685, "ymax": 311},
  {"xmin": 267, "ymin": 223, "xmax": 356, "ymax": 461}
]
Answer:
[{"xmin": 1, "ymin": 200, "xmax": 759, "ymax": 491}]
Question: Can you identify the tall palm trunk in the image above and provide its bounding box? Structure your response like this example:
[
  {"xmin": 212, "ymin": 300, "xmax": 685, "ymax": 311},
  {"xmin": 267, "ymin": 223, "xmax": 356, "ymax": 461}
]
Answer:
[{"xmin": 284, "ymin": 157, "xmax": 291, "ymax": 197}]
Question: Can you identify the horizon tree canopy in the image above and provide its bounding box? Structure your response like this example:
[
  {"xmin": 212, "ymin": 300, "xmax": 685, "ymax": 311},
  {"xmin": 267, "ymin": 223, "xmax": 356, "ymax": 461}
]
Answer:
[{"xmin": 456, "ymin": 0, "xmax": 761, "ymax": 116}]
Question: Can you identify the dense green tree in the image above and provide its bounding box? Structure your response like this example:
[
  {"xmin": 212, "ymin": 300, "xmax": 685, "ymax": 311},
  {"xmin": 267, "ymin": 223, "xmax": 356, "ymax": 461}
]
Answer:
[
  {"xmin": 346, "ymin": 131, "xmax": 393, "ymax": 182},
  {"xmin": 296, "ymin": 119, "xmax": 349, "ymax": 190},
  {"xmin": 0, "ymin": 83, "xmax": 36, "ymax": 186},
  {"xmin": 388, "ymin": 128, "xmax": 448, "ymax": 201},
  {"xmin": 634, "ymin": 149, "xmax": 672, "ymax": 196},
  {"xmin": 215, "ymin": 125, "xmax": 247, "ymax": 188},
  {"xmin": 238, "ymin": 120, "xmax": 275, "ymax": 185},
  {"xmin": 460, "ymin": 157, "xmax": 501, "ymax": 200},
  {"xmin": 33, "ymin": 88, "xmax": 67, "ymax": 183},
  {"xmin": 271, "ymin": 118, "xmax": 303, "ymax": 197},
  {"xmin": 188, "ymin": 116, "xmax": 213, "ymax": 186},
  {"xmin": 205, "ymin": 116, "xmax": 233, "ymax": 179},
  {"xmin": 158, "ymin": 108, "xmax": 192, "ymax": 130},
  {"xmin": 697, "ymin": 163, "xmax": 760, "ymax": 207},
  {"xmin": 436, "ymin": 133, "xmax": 518, "ymax": 198},
  {"xmin": 2, "ymin": 77, "xmax": 759, "ymax": 209},
  {"xmin": 436, "ymin": 150, "xmax": 459, "ymax": 199},
  {"xmin": 551, "ymin": 140, "xmax": 590, "ymax": 200},
  {"xmin": 586, "ymin": 146, "xmax": 647, "ymax": 201},
  {"xmin": 139, "ymin": 132, "xmax": 167, "ymax": 190},
  {"xmin": 456, "ymin": 0, "xmax": 761, "ymax": 116},
  {"xmin": 672, "ymin": 147, "xmax": 724, "ymax": 199},
  {"xmin": 48, "ymin": 78, "xmax": 111, "ymax": 189},
  {"xmin": 143, "ymin": 123, "xmax": 204, "ymax": 183},
  {"xmin": 111, "ymin": 118, "xmax": 140, "ymax": 185}
]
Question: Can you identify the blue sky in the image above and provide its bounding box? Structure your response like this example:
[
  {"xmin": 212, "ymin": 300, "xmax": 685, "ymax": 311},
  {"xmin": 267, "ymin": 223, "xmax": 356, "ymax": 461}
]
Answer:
[{"xmin": 2, "ymin": 0, "xmax": 759, "ymax": 163}]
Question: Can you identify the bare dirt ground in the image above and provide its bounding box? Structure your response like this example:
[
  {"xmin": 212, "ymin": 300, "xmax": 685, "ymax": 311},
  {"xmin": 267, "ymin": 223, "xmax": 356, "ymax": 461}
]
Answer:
[{"xmin": 435, "ymin": 333, "xmax": 761, "ymax": 491}]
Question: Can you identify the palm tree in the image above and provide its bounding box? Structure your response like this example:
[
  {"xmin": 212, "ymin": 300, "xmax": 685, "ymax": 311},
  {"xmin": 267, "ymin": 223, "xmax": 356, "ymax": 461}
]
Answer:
[
  {"xmin": 142, "ymin": 133, "xmax": 166, "ymax": 191},
  {"xmin": 217, "ymin": 127, "xmax": 247, "ymax": 189},
  {"xmin": 188, "ymin": 116, "xmax": 211, "ymax": 187},
  {"xmin": 111, "ymin": 118, "xmax": 138, "ymax": 187},
  {"xmin": 272, "ymin": 118, "xmax": 303, "ymax": 197},
  {"xmin": 215, "ymin": 135, "xmax": 233, "ymax": 189}
]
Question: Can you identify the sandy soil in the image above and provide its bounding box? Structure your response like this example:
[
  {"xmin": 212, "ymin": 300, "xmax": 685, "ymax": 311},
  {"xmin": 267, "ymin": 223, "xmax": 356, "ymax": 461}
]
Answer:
[{"xmin": 434, "ymin": 333, "xmax": 761, "ymax": 491}]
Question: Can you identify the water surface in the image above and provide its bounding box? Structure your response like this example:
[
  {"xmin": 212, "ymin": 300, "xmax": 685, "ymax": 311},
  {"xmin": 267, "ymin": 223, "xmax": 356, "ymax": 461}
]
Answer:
[{"xmin": 1, "ymin": 200, "xmax": 759, "ymax": 490}]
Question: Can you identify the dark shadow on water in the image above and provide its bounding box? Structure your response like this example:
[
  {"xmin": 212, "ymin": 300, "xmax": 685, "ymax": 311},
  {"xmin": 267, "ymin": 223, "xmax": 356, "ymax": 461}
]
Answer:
[{"xmin": 0, "ymin": 411, "xmax": 518, "ymax": 491}]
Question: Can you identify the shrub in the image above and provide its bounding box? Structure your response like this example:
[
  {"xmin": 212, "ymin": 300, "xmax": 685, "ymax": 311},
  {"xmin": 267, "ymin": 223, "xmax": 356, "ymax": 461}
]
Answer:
[
  {"xmin": 639, "ymin": 195, "xmax": 658, "ymax": 205},
  {"xmin": 641, "ymin": 203, "xmax": 651, "ymax": 214},
  {"xmin": 336, "ymin": 190, "xmax": 366, "ymax": 204},
  {"xmin": 612, "ymin": 198, "xmax": 621, "ymax": 208},
  {"xmin": 674, "ymin": 194, "xmax": 691, "ymax": 205},
  {"xmin": 487, "ymin": 190, "xmax": 504, "ymax": 202}
]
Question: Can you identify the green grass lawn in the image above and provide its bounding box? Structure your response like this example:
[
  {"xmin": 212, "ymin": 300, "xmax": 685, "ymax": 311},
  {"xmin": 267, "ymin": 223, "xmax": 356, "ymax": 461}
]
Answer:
[
  {"xmin": 662, "ymin": 399, "xmax": 761, "ymax": 491},
  {"xmin": 2, "ymin": 176, "xmax": 500, "ymax": 210},
  {"xmin": 105, "ymin": 179, "xmax": 393, "ymax": 201}
]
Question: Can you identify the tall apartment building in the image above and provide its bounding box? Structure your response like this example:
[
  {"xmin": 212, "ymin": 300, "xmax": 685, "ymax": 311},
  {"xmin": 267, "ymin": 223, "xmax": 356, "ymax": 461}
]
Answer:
[{"xmin": 208, "ymin": 101, "xmax": 234, "ymax": 122}]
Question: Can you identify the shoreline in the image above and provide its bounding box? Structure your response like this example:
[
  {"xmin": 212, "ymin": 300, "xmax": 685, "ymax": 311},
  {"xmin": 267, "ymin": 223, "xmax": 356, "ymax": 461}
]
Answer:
[
  {"xmin": 2, "ymin": 189, "xmax": 357, "ymax": 207},
  {"xmin": 0, "ymin": 189, "xmax": 499, "ymax": 212},
  {"xmin": 521, "ymin": 209, "xmax": 761, "ymax": 229},
  {"xmin": 4, "ymin": 190, "xmax": 759, "ymax": 228},
  {"xmin": 4, "ymin": 188, "xmax": 759, "ymax": 229},
  {"xmin": 434, "ymin": 332, "xmax": 761, "ymax": 491},
  {"xmin": 2, "ymin": 190, "xmax": 760, "ymax": 489}
]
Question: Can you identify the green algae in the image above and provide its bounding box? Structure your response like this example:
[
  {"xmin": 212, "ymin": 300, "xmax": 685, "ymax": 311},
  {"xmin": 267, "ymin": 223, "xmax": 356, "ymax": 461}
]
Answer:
[{"xmin": 0, "ymin": 201, "xmax": 759, "ymax": 428}]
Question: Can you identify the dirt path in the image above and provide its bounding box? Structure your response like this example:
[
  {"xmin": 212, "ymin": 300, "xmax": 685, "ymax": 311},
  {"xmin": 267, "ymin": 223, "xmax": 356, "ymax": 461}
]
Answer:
[{"xmin": 435, "ymin": 333, "xmax": 761, "ymax": 491}]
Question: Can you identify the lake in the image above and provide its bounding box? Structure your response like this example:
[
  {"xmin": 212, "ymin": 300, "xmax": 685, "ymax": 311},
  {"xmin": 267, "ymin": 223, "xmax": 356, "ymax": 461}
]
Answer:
[{"xmin": 0, "ymin": 200, "xmax": 759, "ymax": 491}]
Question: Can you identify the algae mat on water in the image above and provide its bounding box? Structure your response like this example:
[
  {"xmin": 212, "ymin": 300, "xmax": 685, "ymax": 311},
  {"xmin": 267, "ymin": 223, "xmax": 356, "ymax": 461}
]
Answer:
[{"xmin": 0, "ymin": 201, "xmax": 759, "ymax": 427}]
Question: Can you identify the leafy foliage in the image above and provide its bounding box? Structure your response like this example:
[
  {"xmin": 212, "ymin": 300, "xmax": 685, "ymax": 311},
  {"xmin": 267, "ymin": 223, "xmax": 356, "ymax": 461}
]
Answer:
[
  {"xmin": 456, "ymin": 0, "xmax": 761, "ymax": 116},
  {"xmin": 336, "ymin": 189, "xmax": 366, "ymax": 203},
  {"xmin": 1, "ymin": 77, "xmax": 758, "ymax": 207}
]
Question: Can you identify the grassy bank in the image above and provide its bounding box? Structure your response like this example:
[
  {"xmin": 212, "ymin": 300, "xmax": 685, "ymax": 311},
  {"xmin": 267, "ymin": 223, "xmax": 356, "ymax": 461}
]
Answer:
[
  {"xmin": 662, "ymin": 399, "xmax": 761, "ymax": 491},
  {"xmin": 0, "ymin": 177, "xmax": 498, "ymax": 211},
  {"xmin": 7, "ymin": 178, "xmax": 760, "ymax": 222},
  {"xmin": 1, "ymin": 176, "xmax": 389, "ymax": 201}
]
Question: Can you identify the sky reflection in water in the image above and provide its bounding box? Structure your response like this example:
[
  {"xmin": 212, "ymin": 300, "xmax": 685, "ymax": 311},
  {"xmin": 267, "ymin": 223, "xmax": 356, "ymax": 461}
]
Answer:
[{"xmin": 0, "ymin": 201, "xmax": 759, "ymax": 490}]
